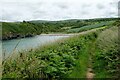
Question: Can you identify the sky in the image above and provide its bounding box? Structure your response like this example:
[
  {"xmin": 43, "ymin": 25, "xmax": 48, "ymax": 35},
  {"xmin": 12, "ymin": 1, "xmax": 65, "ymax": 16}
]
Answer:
[{"xmin": 0, "ymin": 0, "xmax": 119, "ymax": 21}]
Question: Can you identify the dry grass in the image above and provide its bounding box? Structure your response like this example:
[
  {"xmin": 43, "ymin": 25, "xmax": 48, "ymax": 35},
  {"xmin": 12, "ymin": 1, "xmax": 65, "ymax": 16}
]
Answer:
[
  {"xmin": 93, "ymin": 26, "xmax": 119, "ymax": 78},
  {"xmin": 97, "ymin": 26, "xmax": 118, "ymax": 52}
]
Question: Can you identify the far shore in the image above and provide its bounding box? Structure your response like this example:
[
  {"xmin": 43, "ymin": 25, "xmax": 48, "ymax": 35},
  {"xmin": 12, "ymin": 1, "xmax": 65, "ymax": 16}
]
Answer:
[
  {"xmin": 40, "ymin": 28, "xmax": 99, "ymax": 36},
  {"xmin": 40, "ymin": 33, "xmax": 77, "ymax": 36}
]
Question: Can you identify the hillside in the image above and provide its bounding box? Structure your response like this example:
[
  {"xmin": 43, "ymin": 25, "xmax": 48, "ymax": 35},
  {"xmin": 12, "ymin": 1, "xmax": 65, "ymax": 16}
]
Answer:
[{"xmin": 2, "ymin": 18, "xmax": 119, "ymax": 40}]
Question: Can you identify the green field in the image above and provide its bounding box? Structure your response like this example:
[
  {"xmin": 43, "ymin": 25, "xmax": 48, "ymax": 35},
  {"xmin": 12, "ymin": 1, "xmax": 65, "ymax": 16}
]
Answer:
[{"xmin": 67, "ymin": 21, "xmax": 115, "ymax": 33}]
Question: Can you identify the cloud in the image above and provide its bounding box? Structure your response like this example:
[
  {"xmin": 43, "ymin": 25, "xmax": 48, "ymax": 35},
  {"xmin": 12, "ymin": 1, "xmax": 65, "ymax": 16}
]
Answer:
[
  {"xmin": 0, "ymin": 0, "xmax": 119, "ymax": 21},
  {"xmin": 96, "ymin": 4, "xmax": 105, "ymax": 9}
]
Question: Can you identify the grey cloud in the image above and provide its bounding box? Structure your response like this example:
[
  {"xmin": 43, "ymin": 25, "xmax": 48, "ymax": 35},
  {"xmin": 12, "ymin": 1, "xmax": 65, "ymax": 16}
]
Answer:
[
  {"xmin": 33, "ymin": 11, "xmax": 47, "ymax": 19},
  {"xmin": 96, "ymin": 4, "xmax": 105, "ymax": 9},
  {"xmin": 51, "ymin": 2, "xmax": 69, "ymax": 11},
  {"xmin": 81, "ymin": 11, "xmax": 88, "ymax": 15},
  {"xmin": 109, "ymin": 12, "xmax": 116, "ymax": 15},
  {"xmin": 118, "ymin": 1, "xmax": 120, "ymax": 9},
  {"xmin": 81, "ymin": 4, "xmax": 91, "ymax": 8},
  {"xmin": 58, "ymin": 5, "xmax": 68, "ymax": 9},
  {"xmin": 118, "ymin": 1, "xmax": 120, "ymax": 17},
  {"xmin": 56, "ymin": 3, "xmax": 68, "ymax": 9}
]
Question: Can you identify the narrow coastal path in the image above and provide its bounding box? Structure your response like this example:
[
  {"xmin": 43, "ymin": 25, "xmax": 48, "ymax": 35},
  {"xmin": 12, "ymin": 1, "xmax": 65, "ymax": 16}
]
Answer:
[{"xmin": 86, "ymin": 40, "xmax": 96, "ymax": 80}]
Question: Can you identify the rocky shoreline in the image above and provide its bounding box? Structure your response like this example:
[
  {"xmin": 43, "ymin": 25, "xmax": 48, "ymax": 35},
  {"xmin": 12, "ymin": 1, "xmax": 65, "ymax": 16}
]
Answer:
[{"xmin": 2, "ymin": 33, "xmax": 35, "ymax": 40}]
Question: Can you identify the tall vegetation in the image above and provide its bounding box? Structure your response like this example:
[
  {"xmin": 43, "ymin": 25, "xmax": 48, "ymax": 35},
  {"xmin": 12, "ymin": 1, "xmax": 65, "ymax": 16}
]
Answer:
[
  {"xmin": 93, "ymin": 26, "xmax": 119, "ymax": 78},
  {"xmin": 2, "ymin": 31, "xmax": 98, "ymax": 78}
]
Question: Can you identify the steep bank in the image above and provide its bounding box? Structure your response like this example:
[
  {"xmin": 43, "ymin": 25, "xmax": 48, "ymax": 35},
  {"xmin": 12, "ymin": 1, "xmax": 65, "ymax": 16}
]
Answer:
[
  {"xmin": 93, "ymin": 26, "xmax": 119, "ymax": 78},
  {"xmin": 2, "ymin": 22, "xmax": 41, "ymax": 40}
]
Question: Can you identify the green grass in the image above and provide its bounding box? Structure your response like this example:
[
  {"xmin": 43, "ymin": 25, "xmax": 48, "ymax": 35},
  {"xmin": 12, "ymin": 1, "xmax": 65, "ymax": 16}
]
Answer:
[{"xmin": 69, "ymin": 45, "xmax": 89, "ymax": 78}]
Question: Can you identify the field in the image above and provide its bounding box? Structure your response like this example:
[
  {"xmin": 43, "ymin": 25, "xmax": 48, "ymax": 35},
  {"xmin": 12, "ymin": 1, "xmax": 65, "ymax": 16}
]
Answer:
[
  {"xmin": 67, "ymin": 21, "xmax": 114, "ymax": 33},
  {"xmin": 2, "ymin": 18, "xmax": 120, "ymax": 79}
]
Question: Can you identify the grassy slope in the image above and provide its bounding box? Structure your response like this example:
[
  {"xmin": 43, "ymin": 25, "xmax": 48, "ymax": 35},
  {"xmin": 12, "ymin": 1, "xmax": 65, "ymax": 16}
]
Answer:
[{"xmin": 93, "ymin": 26, "xmax": 119, "ymax": 78}]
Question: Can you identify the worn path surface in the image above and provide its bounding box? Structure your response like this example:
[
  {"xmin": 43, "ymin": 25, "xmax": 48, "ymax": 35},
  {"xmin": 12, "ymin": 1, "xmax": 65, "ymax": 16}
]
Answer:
[{"xmin": 86, "ymin": 40, "xmax": 96, "ymax": 80}]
